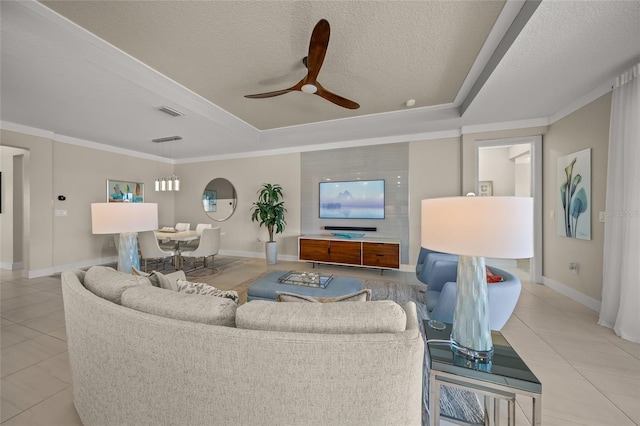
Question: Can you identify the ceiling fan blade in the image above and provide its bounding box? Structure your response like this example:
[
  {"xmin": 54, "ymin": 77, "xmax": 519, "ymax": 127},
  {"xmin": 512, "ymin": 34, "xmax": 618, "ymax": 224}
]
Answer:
[
  {"xmin": 305, "ymin": 19, "xmax": 330, "ymax": 84},
  {"xmin": 316, "ymin": 82, "xmax": 360, "ymax": 109},
  {"xmin": 245, "ymin": 80, "xmax": 304, "ymax": 99}
]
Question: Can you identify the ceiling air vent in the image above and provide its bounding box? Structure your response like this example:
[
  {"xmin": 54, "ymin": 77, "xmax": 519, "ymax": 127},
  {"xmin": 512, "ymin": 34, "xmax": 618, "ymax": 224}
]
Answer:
[
  {"xmin": 152, "ymin": 136, "xmax": 182, "ymax": 143},
  {"xmin": 156, "ymin": 105, "xmax": 185, "ymax": 117}
]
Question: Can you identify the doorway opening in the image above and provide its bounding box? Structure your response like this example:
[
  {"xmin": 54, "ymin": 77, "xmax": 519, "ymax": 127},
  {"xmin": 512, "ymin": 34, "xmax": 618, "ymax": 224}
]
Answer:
[{"xmin": 475, "ymin": 136, "xmax": 542, "ymax": 283}]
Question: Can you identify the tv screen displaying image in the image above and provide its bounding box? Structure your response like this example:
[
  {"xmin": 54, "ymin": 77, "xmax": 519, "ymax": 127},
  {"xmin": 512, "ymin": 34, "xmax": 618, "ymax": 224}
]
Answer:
[{"xmin": 319, "ymin": 180, "xmax": 385, "ymax": 219}]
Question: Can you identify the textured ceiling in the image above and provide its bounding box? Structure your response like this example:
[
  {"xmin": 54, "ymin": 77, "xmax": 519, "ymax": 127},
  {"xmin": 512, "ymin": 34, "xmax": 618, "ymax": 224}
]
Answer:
[
  {"xmin": 40, "ymin": 0, "xmax": 504, "ymax": 130},
  {"xmin": 1, "ymin": 1, "xmax": 639, "ymax": 160}
]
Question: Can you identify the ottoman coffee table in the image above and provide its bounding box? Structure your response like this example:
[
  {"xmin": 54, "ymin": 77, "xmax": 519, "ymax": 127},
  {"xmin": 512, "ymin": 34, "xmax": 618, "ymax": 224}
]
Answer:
[{"xmin": 247, "ymin": 270, "xmax": 362, "ymax": 302}]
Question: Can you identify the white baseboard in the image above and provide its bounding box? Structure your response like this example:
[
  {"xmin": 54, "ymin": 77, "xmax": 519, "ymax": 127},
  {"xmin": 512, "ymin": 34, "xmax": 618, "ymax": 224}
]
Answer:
[
  {"xmin": 24, "ymin": 256, "xmax": 118, "ymax": 279},
  {"xmin": 218, "ymin": 249, "xmax": 299, "ymax": 262},
  {"xmin": 0, "ymin": 261, "xmax": 24, "ymax": 271},
  {"xmin": 541, "ymin": 275, "xmax": 601, "ymax": 313},
  {"xmin": 27, "ymin": 267, "xmax": 56, "ymax": 279}
]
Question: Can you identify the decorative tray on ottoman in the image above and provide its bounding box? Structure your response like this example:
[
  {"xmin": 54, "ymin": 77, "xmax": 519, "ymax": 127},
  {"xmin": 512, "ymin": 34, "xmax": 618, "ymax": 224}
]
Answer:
[{"xmin": 278, "ymin": 271, "xmax": 333, "ymax": 288}]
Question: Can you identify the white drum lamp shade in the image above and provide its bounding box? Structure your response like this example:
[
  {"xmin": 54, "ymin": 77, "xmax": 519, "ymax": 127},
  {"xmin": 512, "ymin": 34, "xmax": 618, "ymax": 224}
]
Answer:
[
  {"xmin": 91, "ymin": 203, "xmax": 159, "ymax": 273},
  {"xmin": 421, "ymin": 196, "xmax": 533, "ymax": 360}
]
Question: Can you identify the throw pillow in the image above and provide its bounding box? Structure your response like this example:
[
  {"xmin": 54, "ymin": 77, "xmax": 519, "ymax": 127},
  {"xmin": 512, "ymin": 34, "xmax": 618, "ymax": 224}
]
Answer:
[
  {"xmin": 131, "ymin": 268, "xmax": 178, "ymax": 291},
  {"xmin": 276, "ymin": 288, "xmax": 371, "ymax": 303},
  {"xmin": 176, "ymin": 279, "xmax": 239, "ymax": 304},
  {"xmin": 486, "ymin": 267, "xmax": 504, "ymax": 283}
]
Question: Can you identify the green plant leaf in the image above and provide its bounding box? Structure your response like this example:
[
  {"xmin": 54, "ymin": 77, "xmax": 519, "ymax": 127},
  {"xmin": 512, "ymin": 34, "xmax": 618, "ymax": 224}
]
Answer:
[
  {"xmin": 570, "ymin": 174, "xmax": 582, "ymax": 197},
  {"xmin": 570, "ymin": 188, "xmax": 588, "ymax": 218},
  {"xmin": 560, "ymin": 182, "xmax": 567, "ymax": 209},
  {"xmin": 250, "ymin": 183, "xmax": 287, "ymax": 242}
]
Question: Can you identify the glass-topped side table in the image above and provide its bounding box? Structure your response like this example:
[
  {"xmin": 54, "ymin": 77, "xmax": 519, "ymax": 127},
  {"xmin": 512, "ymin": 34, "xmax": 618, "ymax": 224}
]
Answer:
[{"xmin": 424, "ymin": 321, "xmax": 542, "ymax": 426}]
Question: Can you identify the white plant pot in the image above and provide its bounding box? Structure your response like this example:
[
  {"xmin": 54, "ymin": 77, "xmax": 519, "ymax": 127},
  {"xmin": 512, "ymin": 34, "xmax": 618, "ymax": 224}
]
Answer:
[{"xmin": 265, "ymin": 241, "xmax": 278, "ymax": 265}]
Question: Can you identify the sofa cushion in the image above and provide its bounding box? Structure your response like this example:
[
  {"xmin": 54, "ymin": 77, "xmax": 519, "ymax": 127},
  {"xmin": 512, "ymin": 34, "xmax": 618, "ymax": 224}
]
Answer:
[
  {"xmin": 236, "ymin": 300, "xmax": 406, "ymax": 334},
  {"xmin": 121, "ymin": 285, "xmax": 237, "ymax": 327},
  {"xmin": 84, "ymin": 266, "xmax": 152, "ymax": 305},
  {"xmin": 275, "ymin": 288, "xmax": 371, "ymax": 303},
  {"xmin": 176, "ymin": 279, "xmax": 239, "ymax": 304}
]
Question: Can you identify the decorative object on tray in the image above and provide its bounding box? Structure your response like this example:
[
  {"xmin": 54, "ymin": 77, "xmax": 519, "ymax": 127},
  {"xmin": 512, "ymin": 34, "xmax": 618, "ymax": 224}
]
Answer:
[
  {"xmin": 331, "ymin": 232, "xmax": 365, "ymax": 239},
  {"xmin": 278, "ymin": 270, "xmax": 333, "ymax": 288}
]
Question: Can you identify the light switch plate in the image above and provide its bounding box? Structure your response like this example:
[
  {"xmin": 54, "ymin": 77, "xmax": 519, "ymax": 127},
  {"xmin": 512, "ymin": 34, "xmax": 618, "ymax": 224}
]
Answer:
[
  {"xmin": 550, "ymin": 210, "xmax": 555, "ymax": 220},
  {"xmin": 599, "ymin": 212, "xmax": 606, "ymax": 223},
  {"xmin": 54, "ymin": 209, "xmax": 68, "ymax": 217}
]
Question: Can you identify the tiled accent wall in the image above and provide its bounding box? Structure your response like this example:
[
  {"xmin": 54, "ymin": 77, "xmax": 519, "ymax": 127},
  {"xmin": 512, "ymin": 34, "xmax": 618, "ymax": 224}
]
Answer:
[{"xmin": 301, "ymin": 143, "xmax": 409, "ymax": 264}]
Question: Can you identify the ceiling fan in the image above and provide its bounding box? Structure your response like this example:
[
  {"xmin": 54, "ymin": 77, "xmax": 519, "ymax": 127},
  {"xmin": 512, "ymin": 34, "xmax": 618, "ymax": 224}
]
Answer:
[{"xmin": 245, "ymin": 19, "xmax": 360, "ymax": 110}]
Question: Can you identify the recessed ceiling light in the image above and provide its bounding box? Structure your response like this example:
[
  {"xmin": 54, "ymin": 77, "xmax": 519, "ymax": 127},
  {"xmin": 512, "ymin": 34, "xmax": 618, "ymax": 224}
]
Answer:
[{"xmin": 405, "ymin": 99, "xmax": 416, "ymax": 107}]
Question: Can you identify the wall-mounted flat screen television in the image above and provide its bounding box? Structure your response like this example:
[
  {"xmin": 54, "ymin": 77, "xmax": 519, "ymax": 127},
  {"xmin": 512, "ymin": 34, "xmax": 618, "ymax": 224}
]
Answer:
[{"xmin": 319, "ymin": 179, "xmax": 385, "ymax": 219}]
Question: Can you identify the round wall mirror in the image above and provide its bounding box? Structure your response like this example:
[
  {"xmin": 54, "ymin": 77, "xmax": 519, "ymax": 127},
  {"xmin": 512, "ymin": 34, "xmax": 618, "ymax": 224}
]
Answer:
[{"xmin": 202, "ymin": 178, "xmax": 237, "ymax": 221}]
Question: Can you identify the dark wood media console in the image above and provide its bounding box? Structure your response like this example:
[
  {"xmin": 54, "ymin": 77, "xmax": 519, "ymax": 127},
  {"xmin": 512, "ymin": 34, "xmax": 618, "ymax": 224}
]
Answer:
[{"xmin": 298, "ymin": 235, "xmax": 401, "ymax": 273}]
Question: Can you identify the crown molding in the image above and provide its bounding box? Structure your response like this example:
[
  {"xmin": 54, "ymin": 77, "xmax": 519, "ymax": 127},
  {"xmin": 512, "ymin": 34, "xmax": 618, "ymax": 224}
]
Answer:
[
  {"xmin": 1, "ymin": 121, "xmax": 173, "ymax": 164},
  {"xmin": 1, "ymin": 121, "xmax": 55, "ymax": 140},
  {"xmin": 461, "ymin": 117, "xmax": 549, "ymax": 135}
]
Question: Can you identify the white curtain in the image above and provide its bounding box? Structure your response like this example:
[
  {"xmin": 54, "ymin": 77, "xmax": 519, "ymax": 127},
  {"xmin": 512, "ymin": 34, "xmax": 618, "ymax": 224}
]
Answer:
[{"xmin": 598, "ymin": 63, "xmax": 640, "ymax": 343}]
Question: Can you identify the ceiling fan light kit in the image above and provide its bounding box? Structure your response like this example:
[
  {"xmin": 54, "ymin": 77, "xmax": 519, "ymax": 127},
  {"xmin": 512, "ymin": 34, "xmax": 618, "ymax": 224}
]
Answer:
[{"xmin": 245, "ymin": 19, "xmax": 359, "ymax": 109}]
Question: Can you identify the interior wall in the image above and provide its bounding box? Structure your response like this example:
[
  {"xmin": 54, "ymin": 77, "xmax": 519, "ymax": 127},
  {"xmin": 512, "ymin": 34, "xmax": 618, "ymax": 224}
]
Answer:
[
  {"xmin": 408, "ymin": 137, "xmax": 462, "ymax": 264},
  {"xmin": 515, "ymin": 160, "xmax": 531, "ymax": 196},
  {"xmin": 543, "ymin": 93, "xmax": 611, "ymax": 302},
  {"xmin": 1, "ymin": 129, "xmax": 53, "ymax": 276},
  {"xmin": 0, "ymin": 146, "xmax": 27, "ymax": 268},
  {"xmin": 173, "ymin": 153, "xmax": 301, "ymax": 259},
  {"xmin": 51, "ymin": 141, "xmax": 174, "ymax": 268},
  {"xmin": 301, "ymin": 144, "xmax": 409, "ymax": 264},
  {"xmin": 478, "ymin": 147, "xmax": 515, "ymax": 195}
]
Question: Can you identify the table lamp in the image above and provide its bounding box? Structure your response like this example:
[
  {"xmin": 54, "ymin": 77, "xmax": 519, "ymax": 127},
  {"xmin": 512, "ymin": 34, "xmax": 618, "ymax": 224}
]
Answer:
[
  {"xmin": 91, "ymin": 202, "xmax": 158, "ymax": 273},
  {"xmin": 421, "ymin": 196, "xmax": 533, "ymax": 361}
]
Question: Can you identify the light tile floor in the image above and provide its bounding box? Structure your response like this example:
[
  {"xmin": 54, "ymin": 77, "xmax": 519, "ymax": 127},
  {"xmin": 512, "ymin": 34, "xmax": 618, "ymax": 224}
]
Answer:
[{"xmin": 1, "ymin": 258, "xmax": 638, "ymax": 425}]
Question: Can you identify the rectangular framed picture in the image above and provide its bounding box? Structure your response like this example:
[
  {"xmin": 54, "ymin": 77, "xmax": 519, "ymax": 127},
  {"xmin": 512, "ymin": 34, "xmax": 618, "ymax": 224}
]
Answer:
[
  {"xmin": 478, "ymin": 181, "xmax": 493, "ymax": 196},
  {"xmin": 107, "ymin": 179, "xmax": 144, "ymax": 203},
  {"xmin": 557, "ymin": 148, "xmax": 591, "ymax": 240}
]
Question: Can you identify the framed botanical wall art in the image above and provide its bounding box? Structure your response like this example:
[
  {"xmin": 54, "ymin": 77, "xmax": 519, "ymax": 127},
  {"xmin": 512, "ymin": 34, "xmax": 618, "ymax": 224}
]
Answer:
[
  {"xmin": 478, "ymin": 181, "xmax": 493, "ymax": 196},
  {"xmin": 107, "ymin": 179, "xmax": 144, "ymax": 203},
  {"xmin": 557, "ymin": 148, "xmax": 591, "ymax": 240}
]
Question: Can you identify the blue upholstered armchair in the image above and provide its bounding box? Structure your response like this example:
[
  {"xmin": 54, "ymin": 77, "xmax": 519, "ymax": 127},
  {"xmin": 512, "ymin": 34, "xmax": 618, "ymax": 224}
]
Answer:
[{"xmin": 416, "ymin": 247, "xmax": 521, "ymax": 330}]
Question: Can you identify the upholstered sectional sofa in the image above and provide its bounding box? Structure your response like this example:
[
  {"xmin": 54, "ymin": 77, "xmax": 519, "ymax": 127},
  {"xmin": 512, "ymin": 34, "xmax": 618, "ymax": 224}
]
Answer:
[{"xmin": 61, "ymin": 266, "xmax": 424, "ymax": 426}]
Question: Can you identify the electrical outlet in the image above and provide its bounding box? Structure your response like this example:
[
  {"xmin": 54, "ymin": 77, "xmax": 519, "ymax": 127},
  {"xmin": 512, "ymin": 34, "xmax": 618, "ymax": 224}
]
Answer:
[
  {"xmin": 569, "ymin": 263, "xmax": 579, "ymax": 274},
  {"xmin": 550, "ymin": 210, "xmax": 555, "ymax": 220}
]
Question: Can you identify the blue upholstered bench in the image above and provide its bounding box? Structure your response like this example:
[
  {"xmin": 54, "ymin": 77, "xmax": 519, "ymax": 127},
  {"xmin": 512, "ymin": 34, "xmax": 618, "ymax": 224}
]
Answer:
[{"xmin": 247, "ymin": 271, "xmax": 362, "ymax": 302}]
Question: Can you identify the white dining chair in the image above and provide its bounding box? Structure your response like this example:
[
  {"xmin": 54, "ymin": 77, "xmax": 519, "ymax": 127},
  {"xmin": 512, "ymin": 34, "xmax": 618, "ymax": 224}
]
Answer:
[
  {"xmin": 175, "ymin": 223, "xmax": 191, "ymax": 231},
  {"xmin": 184, "ymin": 223, "xmax": 213, "ymax": 248},
  {"xmin": 138, "ymin": 230, "xmax": 176, "ymax": 272},
  {"xmin": 180, "ymin": 227, "xmax": 220, "ymax": 273}
]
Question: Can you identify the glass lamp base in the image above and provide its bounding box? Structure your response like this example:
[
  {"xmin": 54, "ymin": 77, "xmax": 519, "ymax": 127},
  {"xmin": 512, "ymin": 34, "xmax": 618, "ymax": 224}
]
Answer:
[
  {"xmin": 451, "ymin": 255, "xmax": 493, "ymax": 361},
  {"xmin": 117, "ymin": 232, "xmax": 140, "ymax": 273},
  {"xmin": 451, "ymin": 340, "xmax": 494, "ymax": 361}
]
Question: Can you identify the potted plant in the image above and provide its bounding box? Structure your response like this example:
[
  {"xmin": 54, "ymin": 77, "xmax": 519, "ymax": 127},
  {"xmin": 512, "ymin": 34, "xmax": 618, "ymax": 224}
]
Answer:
[{"xmin": 250, "ymin": 183, "xmax": 286, "ymax": 264}]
